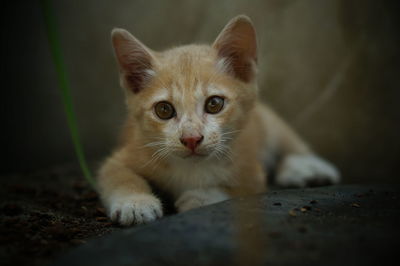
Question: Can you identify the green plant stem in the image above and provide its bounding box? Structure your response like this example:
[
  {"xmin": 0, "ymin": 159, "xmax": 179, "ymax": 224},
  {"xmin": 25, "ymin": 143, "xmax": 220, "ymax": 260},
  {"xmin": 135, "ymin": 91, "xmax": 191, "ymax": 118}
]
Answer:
[{"xmin": 40, "ymin": 0, "xmax": 95, "ymax": 187}]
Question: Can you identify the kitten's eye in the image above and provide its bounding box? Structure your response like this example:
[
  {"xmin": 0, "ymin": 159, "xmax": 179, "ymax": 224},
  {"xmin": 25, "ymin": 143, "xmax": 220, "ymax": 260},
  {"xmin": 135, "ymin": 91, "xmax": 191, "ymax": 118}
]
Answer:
[
  {"xmin": 205, "ymin": 96, "xmax": 224, "ymax": 114},
  {"xmin": 154, "ymin": 101, "xmax": 176, "ymax": 120}
]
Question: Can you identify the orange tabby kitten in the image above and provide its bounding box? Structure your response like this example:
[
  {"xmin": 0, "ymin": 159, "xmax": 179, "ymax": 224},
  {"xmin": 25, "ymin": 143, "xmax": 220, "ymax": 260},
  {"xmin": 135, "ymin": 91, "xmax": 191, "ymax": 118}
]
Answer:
[{"xmin": 97, "ymin": 15, "xmax": 340, "ymax": 226}]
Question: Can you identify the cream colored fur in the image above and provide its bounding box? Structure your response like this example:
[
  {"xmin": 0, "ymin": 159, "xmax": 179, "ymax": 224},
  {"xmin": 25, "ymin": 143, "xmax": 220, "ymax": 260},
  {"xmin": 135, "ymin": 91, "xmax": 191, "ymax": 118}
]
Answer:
[{"xmin": 97, "ymin": 15, "xmax": 340, "ymax": 226}]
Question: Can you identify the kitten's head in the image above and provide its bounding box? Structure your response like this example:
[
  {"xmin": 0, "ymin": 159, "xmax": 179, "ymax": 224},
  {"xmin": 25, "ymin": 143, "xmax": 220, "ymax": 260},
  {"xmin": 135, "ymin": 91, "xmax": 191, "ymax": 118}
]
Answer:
[{"xmin": 112, "ymin": 15, "xmax": 258, "ymax": 161}]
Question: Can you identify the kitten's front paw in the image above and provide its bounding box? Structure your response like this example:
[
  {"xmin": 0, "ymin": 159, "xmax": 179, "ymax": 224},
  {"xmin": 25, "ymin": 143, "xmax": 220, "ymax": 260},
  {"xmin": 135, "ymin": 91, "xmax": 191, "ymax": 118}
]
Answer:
[
  {"xmin": 276, "ymin": 154, "xmax": 340, "ymax": 188},
  {"xmin": 175, "ymin": 188, "xmax": 229, "ymax": 212},
  {"xmin": 107, "ymin": 194, "xmax": 163, "ymax": 226}
]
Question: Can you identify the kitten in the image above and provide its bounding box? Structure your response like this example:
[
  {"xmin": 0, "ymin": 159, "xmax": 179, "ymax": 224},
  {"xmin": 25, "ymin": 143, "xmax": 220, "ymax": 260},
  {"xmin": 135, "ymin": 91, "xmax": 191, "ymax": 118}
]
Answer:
[{"xmin": 97, "ymin": 15, "xmax": 340, "ymax": 226}]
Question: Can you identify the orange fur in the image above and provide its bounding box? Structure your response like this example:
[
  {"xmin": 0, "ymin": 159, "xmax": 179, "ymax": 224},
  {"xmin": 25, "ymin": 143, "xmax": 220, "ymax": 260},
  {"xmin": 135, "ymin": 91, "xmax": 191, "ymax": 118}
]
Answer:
[{"xmin": 97, "ymin": 15, "xmax": 339, "ymax": 226}]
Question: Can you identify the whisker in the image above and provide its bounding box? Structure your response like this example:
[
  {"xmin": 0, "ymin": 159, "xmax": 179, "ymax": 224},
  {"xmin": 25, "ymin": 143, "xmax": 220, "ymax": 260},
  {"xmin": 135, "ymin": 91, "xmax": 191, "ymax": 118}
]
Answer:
[
  {"xmin": 150, "ymin": 148, "xmax": 173, "ymax": 173},
  {"xmin": 217, "ymin": 143, "xmax": 234, "ymax": 162},
  {"xmin": 141, "ymin": 141, "xmax": 165, "ymax": 148},
  {"xmin": 221, "ymin": 130, "xmax": 242, "ymax": 136},
  {"xmin": 140, "ymin": 145, "xmax": 169, "ymax": 168}
]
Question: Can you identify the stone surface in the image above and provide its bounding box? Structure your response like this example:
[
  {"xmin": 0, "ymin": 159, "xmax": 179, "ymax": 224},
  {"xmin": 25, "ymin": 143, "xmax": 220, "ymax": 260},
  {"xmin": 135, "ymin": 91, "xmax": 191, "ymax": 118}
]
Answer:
[{"xmin": 53, "ymin": 185, "xmax": 400, "ymax": 266}]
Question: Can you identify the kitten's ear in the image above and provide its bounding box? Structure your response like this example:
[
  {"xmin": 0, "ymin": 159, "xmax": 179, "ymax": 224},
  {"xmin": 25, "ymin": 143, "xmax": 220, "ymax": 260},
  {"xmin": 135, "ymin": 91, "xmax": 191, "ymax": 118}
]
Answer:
[
  {"xmin": 111, "ymin": 28, "xmax": 155, "ymax": 93},
  {"xmin": 212, "ymin": 15, "xmax": 257, "ymax": 83}
]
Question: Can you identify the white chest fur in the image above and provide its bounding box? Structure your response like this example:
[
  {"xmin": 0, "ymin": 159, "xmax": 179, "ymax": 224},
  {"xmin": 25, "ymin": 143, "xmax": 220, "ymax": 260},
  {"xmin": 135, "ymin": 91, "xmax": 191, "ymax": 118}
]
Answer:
[{"xmin": 159, "ymin": 158, "xmax": 232, "ymax": 197}]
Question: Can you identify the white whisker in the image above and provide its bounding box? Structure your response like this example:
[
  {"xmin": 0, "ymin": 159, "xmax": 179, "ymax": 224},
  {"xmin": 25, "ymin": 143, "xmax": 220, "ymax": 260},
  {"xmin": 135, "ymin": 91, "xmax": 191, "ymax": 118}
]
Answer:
[{"xmin": 221, "ymin": 130, "xmax": 241, "ymax": 136}]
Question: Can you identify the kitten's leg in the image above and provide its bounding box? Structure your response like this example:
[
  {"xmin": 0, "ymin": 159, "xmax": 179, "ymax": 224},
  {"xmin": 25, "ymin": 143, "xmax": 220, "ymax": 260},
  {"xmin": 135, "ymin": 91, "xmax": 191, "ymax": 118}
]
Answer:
[
  {"xmin": 261, "ymin": 106, "xmax": 340, "ymax": 187},
  {"xmin": 274, "ymin": 128, "xmax": 340, "ymax": 187},
  {"xmin": 277, "ymin": 153, "xmax": 340, "ymax": 187},
  {"xmin": 175, "ymin": 188, "xmax": 230, "ymax": 212},
  {"xmin": 174, "ymin": 162, "xmax": 267, "ymax": 212},
  {"xmin": 97, "ymin": 154, "xmax": 163, "ymax": 226}
]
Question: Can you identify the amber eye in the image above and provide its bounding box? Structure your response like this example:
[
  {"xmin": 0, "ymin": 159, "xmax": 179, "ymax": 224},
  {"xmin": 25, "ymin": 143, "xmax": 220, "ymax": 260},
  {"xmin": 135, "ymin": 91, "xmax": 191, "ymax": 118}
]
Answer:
[
  {"xmin": 205, "ymin": 96, "xmax": 224, "ymax": 114},
  {"xmin": 154, "ymin": 101, "xmax": 176, "ymax": 120}
]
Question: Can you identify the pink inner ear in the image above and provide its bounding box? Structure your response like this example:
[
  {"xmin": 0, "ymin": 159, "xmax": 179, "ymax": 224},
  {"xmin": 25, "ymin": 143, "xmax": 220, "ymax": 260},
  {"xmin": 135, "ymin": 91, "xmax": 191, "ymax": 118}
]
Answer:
[
  {"xmin": 125, "ymin": 70, "xmax": 149, "ymax": 94},
  {"xmin": 122, "ymin": 53, "xmax": 152, "ymax": 93},
  {"xmin": 112, "ymin": 29, "xmax": 155, "ymax": 94},
  {"xmin": 123, "ymin": 61, "xmax": 153, "ymax": 94},
  {"xmin": 213, "ymin": 16, "xmax": 257, "ymax": 83},
  {"xmin": 218, "ymin": 48, "xmax": 254, "ymax": 83}
]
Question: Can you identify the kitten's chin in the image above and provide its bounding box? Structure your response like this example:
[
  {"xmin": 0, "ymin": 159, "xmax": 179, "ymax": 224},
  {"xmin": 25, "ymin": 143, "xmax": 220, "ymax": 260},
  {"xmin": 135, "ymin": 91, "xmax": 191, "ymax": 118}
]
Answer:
[
  {"xmin": 183, "ymin": 153, "xmax": 208, "ymax": 159},
  {"xmin": 173, "ymin": 150, "xmax": 210, "ymax": 160}
]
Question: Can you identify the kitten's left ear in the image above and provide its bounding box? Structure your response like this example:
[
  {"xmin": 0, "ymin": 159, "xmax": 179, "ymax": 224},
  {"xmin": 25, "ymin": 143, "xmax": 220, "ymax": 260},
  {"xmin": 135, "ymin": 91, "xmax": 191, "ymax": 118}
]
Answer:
[
  {"xmin": 112, "ymin": 28, "xmax": 156, "ymax": 93},
  {"xmin": 213, "ymin": 15, "xmax": 257, "ymax": 83}
]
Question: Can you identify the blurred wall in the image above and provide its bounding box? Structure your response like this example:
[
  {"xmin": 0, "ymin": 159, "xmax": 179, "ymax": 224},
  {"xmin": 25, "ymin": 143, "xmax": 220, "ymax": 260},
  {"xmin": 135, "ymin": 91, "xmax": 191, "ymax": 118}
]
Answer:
[{"xmin": 2, "ymin": 0, "xmax": 399, "ymax": 183}]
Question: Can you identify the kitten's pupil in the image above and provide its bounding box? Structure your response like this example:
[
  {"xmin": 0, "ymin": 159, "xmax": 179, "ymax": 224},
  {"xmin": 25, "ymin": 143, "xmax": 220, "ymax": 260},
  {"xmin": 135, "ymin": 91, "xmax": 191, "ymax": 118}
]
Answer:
[
  {"xmin": 155, "ymin": 101, "xmax": 175, "ymax": 120},
  {"xmin": 205, "ymin": 96, "xmax": 224, "ymax": 114}
]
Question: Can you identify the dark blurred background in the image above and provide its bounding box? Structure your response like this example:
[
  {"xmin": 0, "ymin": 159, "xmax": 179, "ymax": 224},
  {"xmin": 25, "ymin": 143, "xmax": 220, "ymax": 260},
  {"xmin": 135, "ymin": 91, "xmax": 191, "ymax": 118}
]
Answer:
[{"xmin": 2, "ymin": 0, "xmax": 399, "ymax": 184}]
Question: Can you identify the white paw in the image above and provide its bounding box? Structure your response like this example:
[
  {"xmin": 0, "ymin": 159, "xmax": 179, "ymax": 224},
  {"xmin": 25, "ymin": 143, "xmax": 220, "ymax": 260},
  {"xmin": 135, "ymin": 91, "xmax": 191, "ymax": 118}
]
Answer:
[
  {"xmin": 107, "ymin": 194, "xmax": 163, "ymax": 226},
  {"xmin": 175, "ymin": 188, "xmax": 229, "ymax": 213},
  {"xmin": 276, "ymin": 154, "xmax": 340, "ymax": 188}
]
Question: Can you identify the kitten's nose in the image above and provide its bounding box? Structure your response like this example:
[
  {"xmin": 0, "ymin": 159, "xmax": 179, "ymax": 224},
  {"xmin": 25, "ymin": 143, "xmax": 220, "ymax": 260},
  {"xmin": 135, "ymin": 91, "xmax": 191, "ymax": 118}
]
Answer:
[{"xmin": 180, "ymin": 135, "xmax": 204, "ymax": 152}]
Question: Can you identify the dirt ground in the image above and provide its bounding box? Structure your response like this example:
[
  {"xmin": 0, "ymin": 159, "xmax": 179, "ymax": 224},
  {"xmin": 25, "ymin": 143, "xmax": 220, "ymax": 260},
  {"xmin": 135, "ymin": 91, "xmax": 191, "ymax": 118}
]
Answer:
[
  {"xmin": 0, "ymin": 164, "xmax": 122, "ymax": 266},
  {"xmin": 2, "ymin": 163, "xmax": 399, "ymax": 266}
]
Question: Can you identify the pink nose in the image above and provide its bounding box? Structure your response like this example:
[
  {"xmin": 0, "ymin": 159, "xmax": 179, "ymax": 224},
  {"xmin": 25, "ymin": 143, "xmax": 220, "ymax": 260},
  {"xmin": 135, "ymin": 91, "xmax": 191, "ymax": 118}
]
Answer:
[{"xmin": 180, "ymin": 135, "xmax": 204, "ymax": 152}]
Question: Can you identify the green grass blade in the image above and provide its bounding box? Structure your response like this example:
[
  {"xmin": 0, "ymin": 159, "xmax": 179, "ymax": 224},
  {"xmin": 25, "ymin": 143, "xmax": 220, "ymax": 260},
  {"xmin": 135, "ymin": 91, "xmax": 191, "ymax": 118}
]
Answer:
[{"xmin": 40, "ymin": 0, "xmax": 96, "ymax": 187}]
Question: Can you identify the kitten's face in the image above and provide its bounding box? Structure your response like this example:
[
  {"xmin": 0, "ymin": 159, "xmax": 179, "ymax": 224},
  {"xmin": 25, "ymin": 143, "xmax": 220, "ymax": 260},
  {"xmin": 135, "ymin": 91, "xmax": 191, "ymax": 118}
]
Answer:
[
  {"xmin": 112, "ymin": 15, "xmax": 258, "ymax": 162},
  {"xmin": 129, "ymin": 51, "xmax": 256, "ymax": 161}
]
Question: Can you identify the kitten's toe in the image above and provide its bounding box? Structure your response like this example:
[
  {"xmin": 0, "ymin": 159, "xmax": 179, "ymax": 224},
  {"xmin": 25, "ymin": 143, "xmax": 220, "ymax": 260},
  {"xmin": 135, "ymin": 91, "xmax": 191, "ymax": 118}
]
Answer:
[
  {"xmin": 108, "ymin": 194, "xmax": 163, "ymax": 226},
  {"xmin": 276, "ymin": 154, "xmax": 340, "ymax": 188},
  {"xmin": 120, "ymin": 204, "xmax": 135, "ymax": 225}
]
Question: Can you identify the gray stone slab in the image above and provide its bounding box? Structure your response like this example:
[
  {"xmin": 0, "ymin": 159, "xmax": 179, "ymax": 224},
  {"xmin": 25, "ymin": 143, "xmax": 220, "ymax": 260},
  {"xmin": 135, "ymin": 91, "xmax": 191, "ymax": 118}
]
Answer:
[{"xmin": 53, "ymin": 185, "xmax": 400, "ymax": 266}]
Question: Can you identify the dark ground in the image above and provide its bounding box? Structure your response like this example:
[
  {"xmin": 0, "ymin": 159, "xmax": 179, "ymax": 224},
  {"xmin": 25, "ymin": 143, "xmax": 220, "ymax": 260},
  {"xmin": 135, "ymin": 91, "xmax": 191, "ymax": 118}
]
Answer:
[
  {"xmin": 53, "ymin": 184, "xmax": 400, "ymax": 266},
  {"xmin": 1, "ymin": 164, "xmax": 399, "ymax": 266},
  {"xmin": 0, "ymin": 164, "xmax": 121, "ymax": 266}
]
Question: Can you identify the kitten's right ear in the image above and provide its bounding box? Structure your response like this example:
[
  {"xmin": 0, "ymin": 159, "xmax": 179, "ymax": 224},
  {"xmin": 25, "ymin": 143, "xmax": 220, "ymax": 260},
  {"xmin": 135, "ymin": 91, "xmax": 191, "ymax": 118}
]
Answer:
[{"xmin": 111, "ymin": 29, "xmax": 155, "ymax": 94}]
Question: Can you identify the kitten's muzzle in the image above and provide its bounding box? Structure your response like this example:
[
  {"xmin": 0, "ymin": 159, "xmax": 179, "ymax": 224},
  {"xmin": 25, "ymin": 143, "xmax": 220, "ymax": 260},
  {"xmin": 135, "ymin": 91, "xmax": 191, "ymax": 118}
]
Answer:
[{"xmin": 180, "ymin": 135, "xmax": 204, "ymax": 152}]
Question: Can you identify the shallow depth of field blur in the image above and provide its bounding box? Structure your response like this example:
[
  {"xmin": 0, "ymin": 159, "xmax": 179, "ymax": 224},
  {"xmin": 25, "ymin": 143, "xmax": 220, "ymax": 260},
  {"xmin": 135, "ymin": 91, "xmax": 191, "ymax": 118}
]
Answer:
[{"xmin": 2, "ymin": 0, "xmax": 400, "ymax": 184}]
